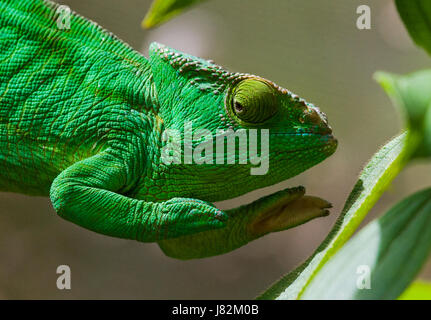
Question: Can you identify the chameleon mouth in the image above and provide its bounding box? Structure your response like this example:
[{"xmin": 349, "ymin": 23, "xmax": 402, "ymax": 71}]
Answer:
[
  {"xmin": 271, "ymin": 132, "xmax": 337, "ymax": 149},
  {"xmin": 271, "ymin": 134, "xmax": 338, "ymax": 162},
  {"xmin": 274, "ymin": 135, "xmax": 337, "ymax": 155},
  {"xmin": 312, "ymin": 133, "xmax": 337, "ymax": 155},
  {"xmin": 322, "ymin": 134, "xmax": 338, "ymax": 155}
]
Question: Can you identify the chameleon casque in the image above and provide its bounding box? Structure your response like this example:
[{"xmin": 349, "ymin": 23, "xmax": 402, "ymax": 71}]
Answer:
[{"xmin": 0, "ymin": 0, "xmax": 337, "ymax": 259}]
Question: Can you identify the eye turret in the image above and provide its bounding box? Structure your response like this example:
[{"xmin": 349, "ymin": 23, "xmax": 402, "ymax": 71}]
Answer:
[{"xmin": 229, "ymin": 79, "xmax": 278, "ymax": 124}]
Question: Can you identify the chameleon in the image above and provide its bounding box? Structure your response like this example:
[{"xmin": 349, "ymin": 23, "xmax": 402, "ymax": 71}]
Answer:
[{"xmin": 0, "ymin": 0, "xmax": 337, "ymax": 259}]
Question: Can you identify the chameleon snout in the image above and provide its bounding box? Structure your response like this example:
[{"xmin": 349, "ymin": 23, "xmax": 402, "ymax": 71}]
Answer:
[{"xmin": 302, "ymin": 105, "xmax": 333, "ymax": 135}]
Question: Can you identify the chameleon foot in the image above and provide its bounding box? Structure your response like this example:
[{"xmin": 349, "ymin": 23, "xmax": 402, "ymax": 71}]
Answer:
[{"xmin": 249, "ymin": 195, "xmax": 331, "ymax": 236}]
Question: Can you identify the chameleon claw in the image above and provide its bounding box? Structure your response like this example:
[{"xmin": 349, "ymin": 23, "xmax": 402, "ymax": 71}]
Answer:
[{"xmin": 250, "ymin": 195, "xmax": 332, "ymax": 236}]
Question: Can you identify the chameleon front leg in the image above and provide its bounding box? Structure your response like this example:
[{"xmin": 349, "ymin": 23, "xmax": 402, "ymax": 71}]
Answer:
[
  {"xmin": 158, "ymin": 186, "xmax": 331, "ymax": 259},
  {"xmin": 49, "ymin": 151, "xmax": 226, "ymax": 242}
]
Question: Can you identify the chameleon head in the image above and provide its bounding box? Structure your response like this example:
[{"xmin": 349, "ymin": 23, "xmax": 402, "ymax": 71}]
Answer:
[
  {"xmin": 148, "ymin": 43, "xmax": 337, "ymax": 202},
  {"xmin": 225, "ymin": 76, "xmax": 337, "ymax": 160}
]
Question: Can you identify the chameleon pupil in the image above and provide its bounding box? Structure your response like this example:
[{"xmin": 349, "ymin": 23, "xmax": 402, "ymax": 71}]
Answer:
[{"xmin": 234, "ymin": 101, "xmax": 244, "ymax": 113}]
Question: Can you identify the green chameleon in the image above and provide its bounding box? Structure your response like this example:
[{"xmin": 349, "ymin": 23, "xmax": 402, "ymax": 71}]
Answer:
[{"xmin": 0, "ymin": 0, "xmax": 337, "ymax": 259}]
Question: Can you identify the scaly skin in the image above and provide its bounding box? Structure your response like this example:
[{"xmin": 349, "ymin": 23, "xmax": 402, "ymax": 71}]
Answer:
[{"xmin": 0, "ymin": 0, "xmax": 337, "ymax": 259}]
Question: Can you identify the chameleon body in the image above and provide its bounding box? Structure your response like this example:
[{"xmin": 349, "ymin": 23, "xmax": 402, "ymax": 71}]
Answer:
[{"xmin": 0, "ymin": 0, "xmax": 337, "ymax": 259}]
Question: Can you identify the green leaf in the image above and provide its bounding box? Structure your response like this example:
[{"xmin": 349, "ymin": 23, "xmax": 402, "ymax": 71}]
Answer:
[
  {"xmin": 258, "ymin": 133, "xmax": 409, "ymax": 300},
  {"xmin": 258, "ymin": 3, "xmax": 431, "ymax": 300},
  {"xmin": 399, "ymin": 281, "xmax": 431, "ymax": 300},
  {"xmin": 300, "ymin": 188, "xmax": 431, "ymax": 299},
  {"xmin": 375, "ymin": 70, "xmax": 431, "ymax": 158},
  {"xmin": 395, "ymin": 0, "xmax": 431, "ymax": 55},
  {"xmin": 143, "ymin": 0, "xmax": 207, "ymax": 28},
  {"xmin": 259, "ymin": 67, "xmax": 431, "ymax": 299}
]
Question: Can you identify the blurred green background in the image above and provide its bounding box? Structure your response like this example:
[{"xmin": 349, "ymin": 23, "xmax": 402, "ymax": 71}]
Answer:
[{"xmin": 1, "ymin": 0, "xmax": 431, "ymax": 299}]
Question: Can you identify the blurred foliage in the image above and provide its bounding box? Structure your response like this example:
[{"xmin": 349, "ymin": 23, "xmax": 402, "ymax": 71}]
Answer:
[
  {"xmin": 399, "ymin": 281, "xmax": 431, "ymax": 300},
  {"xmin": 258, "ymin": 133, "xmax": 408, "ymax": 299},
  {"xmin": 396, "ymin": 0, "xmax": 431, "ymax": 56},
  {"xmin": 143, "ymin": 0, "xmax": 207, "ymax": 28},
  {"xmin": 376, "ymin": 70, "xmax": 431, "ymax": 158},
  {"xmin": 260, "ymin": 0, "xmax": 431, "ymax": 300},
  {"xmin": 301, "ymin": 188, "xmax": 431, "ymax": 299}
]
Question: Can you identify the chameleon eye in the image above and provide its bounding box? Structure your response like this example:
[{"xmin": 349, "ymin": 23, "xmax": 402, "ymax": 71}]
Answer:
[{"xmin": 230, "ymin": 79, "xmax": 278, "ymax": 124}]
